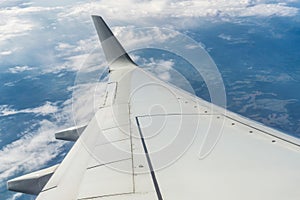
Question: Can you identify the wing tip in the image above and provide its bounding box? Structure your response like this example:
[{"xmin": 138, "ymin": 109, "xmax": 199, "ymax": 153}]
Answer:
[
  {"xmin": 92, "ymin": 15, "xmax": 113, "ymax": 43},
  {"xmin": 91, "ymin": 15, "xmax": 103, "ymax": 22},
  {"xmin": 91, "ymin": 15, "xmax": 136, "ymax": 67}
]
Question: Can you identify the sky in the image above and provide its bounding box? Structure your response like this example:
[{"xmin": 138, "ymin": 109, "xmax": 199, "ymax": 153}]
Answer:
[{"xmin": 0, "ymin": 0, "xmax": 300, "ymax": 199}]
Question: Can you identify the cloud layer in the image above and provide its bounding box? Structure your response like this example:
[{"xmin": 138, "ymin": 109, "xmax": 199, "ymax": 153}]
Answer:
[{"xmin": 59, "ymin": 0, "xmax": 298, "ymax": 25}]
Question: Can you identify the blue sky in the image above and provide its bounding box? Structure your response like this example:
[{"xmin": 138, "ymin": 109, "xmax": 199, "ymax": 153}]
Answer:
[{"xmin": 0, "ymin": 0, "xmax": 300, "ymax": 199}]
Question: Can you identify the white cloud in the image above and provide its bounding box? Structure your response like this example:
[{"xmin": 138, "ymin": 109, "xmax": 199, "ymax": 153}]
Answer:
[
  {"xmin": 0, "ymin": 120, "xmax": 66, "ymax": 184},
  {"xmin": 8, "ymin": 193, "xmax": 22, "ymax": 200},
  {"xmin": 218, "ymin": 33, "xmax": 250, "ymax": 44},
  {"xmin": 218, "ymin": 33, "xmax": 232, "ymax": 41},
  {"xmin": 136, "ymin": 57, "xmax": 174, "ymax": 81},
  {"xmin": 55, "ymin": 42, "xmax": 75, "ymax": 52},
  {"xmin": 58, "ymin": 0, "xmax": 298, "ymax": 26},
  {"xmin": 70, "ymin": 81, "xmax": 107, "ymax": 124},
  {"xmin": 4, "ymin": 82, "xmax": 15, "ymax": 87},
  {"xmin": 0, "ymin": 101, "xmax": 58, "ymax": 117},
  {"xmin": 0, "ymin": 5, "xmax": 62, "ymax": 45},
  {"xmin": 134, "ymin": 56, "xmax": 194, "ymax": 95},
  {"xmin": 8, "ymin": 65, "xmax": 34, "ymax": 73},
  {"xmin": 0, "ymin": 17, "xmax": 34, "ymax": 42},
  {"xmin": 0, "ymin": 6, "xmax": 60, "ymax": 16},
  {"xmin": 112, "ymin": 26, "xmax": 179, "ymax": 50},
  {"xmin": 239, "ymin": 3, "xmax": 298, "ymax": 17},
  {"xmin": 0, "ymin": 87, "xmax": 107, "ymax": 190},
  {"xmin": 0, "ymin": 75, "xmax": 108, "ymax": 187},
  {"xmin": 50, "ymin": 36, "xmax": 107, "ymax": 73},
  {"xmin": 0, "ymin": 50, "xmax": 13, "ymax": 56},
  {"xmin": 0, "ymin": 81, "xmax": 107, "ymax": 189},
  {"xmin": 55, "ymin": 37, "xmax": 98, "ymax": 57},
  {"xmin": 1, "ymin": 0, "xmax": 297, "ymax": 77}
]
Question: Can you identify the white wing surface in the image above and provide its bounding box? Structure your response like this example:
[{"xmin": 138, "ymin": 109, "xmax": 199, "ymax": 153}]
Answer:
[{"xmin": 8, "ymin": 16, "xmax": 300, "ymax": 200}]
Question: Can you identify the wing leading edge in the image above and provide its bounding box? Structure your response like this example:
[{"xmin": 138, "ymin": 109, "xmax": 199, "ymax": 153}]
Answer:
[{"xmin": 7, "ymin": 16, "xmax": 300, "ymax": 200}]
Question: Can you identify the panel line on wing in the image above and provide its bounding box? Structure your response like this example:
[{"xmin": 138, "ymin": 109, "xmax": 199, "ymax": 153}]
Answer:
[
  {"xmin": 87, "ymin": 158, "xmax": 132, "ymax": 170},
  {"xmin": 77, "ymin": 192, "xmax": 134, "ymax": 200},
  {"xmin": 136, "ymin": 113, "xmax": 221, "ymax": 118},
  {"xmin": 135, "ymin": 117, "xmax": 164, "ymax": 200},
  {"xmin": 40, "ymin": 186, "xmax": 57, "ymax": 193}
]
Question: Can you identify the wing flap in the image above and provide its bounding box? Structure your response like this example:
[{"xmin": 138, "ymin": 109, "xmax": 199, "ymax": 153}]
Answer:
[
  {"xmin": 77, "ymin": 159, "xmax": 133, "ymax": 199},
  {"xmin": 55, "ymin": 124, "xmax": 87, "ymax": 141}
]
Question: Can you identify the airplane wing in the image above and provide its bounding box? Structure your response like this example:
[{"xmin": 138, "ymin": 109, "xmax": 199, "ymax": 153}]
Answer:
[{"xmin": 8, "ymin": 15, "xmax": 300, "ymax": 200}]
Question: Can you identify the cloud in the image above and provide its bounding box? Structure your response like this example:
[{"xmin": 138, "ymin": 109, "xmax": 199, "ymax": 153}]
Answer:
[
  {"xmin": 0, "ymin": 84, "xmax": 108, "ymax": 191},
  {"xmin": 0, "ymin": 119, "xmax": 67, "ymax": 184},
  {"xmin": 239, "ymin": 3, "xmax": 298, "ymax": 17},
  {"xmin": 0, "ymin": 5, "xmax": 62, "ymax": 41},
  {"xmin": 8, "ymin": 193, "xmax": 22, "ymax": 200},
  {"xmin": 218, "ymin": 33, "xmax": 232, "ymax": 41},
  {"xmin": 0, "ymin": 101, "xmax": 58, "ymax": 116},
  {"xmin": 49, "ymin": 36, "xmax": 107, "ymax": 73},
  {"xmin": 58, "ymin": 0, "xmax": 298, "ymax": 26},
  {"xmin": 133, "ymin": 56, "xmax": 195, "ymax": 94},
  {"xmin": 0, "ymin": 50, "xmax": 13, "ymax": 56},
  {"xmin": 135, "ymin": 57, "xmax": 174, "ymax": 81},
  {"xmin": 0, "ymin": 17, "xmax": 34, "ymax": 43},
  {"xmin": 69, "ymin": 80, "xmax": 108, "ymax": 125},
  {"xmin": 50, "ymin": 26, "xmax": 180, "ymax": 74},
  {"xmin": 8, "ymin": 65, "xmax": 34, "ymax": 73},
  {"xmin": 112, "ymin": 26, "xmax": 179, "ymax": 50},
  {"xmin": 55, "ymin": 42, "xmax": 75, "ymax": 52},
  {"xmin": 0, "ymin": 80, "xmax": 108, "ymax": 193},
  {"xmin": 218, "ymin": 33, "xmax": 250, "ymax": 44},
  {"xmin": 147, "ymin": 58, "xmax": 174, "ymax": 82},
  {"xmin": 0, "ymin": 78, "xmax": 108, "ymax": 189},
  {"xmin": 1, "ymin": 0, "xmax": 297, "ymax": 77},
  {"xmin": 3, "ymin": 82, "xmax": 15, "ymax": 87},
  {"xmin": 55, "ymin": 37, "xmax": 99, "ymax": 58}
]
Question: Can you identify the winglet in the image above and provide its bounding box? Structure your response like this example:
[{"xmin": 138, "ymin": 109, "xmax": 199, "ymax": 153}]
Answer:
[{"xmin": 92, "ymin": 16, "xmax": 136, "ymax": 69}]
